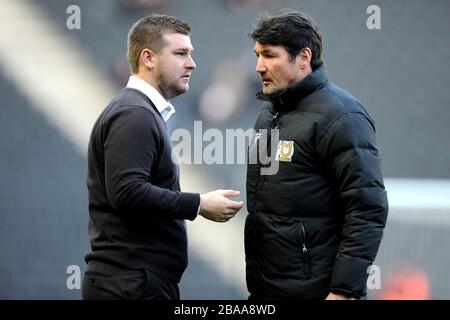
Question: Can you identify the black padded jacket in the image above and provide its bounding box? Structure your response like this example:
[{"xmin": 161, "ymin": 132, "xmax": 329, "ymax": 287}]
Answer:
[{"xmin": 245, "ymin": 64, "xmax": 389, "ymax": 299}]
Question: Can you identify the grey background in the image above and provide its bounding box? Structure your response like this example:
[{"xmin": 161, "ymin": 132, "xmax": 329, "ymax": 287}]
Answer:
[{"xmin": 1, "ymin": 0, "xmax": 449, "ymax": 299}]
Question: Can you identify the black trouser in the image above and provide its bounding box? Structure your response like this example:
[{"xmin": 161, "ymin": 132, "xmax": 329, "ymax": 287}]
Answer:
[
  {"xmin": 249, "ymin": 293, "xmax": 367, "ymax": 300},
  {"xmin": 82, "ymin": 261, "xmax": 179, "ymax": 300}
]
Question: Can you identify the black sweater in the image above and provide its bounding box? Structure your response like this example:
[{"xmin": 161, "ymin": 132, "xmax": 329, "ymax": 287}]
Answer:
[{"xmin": 86, "ymin": 88, "xmax": 200, "ymax": 282}]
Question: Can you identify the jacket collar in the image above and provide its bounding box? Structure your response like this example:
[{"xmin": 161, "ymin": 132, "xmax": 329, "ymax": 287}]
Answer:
[{"xmin": 256, "ymin": 63, "xmax": 328, "ymax": 110}]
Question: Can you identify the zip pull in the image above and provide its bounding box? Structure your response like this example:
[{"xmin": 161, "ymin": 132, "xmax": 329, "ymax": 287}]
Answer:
[
  {"xmin": 272, "ymin": 112, "xmax": 280, "ymax": 129},
  {"xmin": 300, "ymin": 224, "xmax": 311, "ymax": 275},
  {"xmin": 301, "ymin": 224, "xmax": 308, "ymax": 253}
]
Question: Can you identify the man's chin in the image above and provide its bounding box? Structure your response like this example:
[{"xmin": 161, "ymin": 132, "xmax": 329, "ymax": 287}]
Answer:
[
  {"xmin": 179, "ymin": 84, "xmax": 189, "ymax": 93},
  {"xmin": 262, "ymin": 87, "xmax": 281, "ymax": 97},
  {"xmin": 174, "ymin": 85, "xmax": 189, "ymax": 96}
]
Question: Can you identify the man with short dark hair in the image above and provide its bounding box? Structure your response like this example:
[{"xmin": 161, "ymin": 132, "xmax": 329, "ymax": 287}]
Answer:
[
  {"xmin": 245, "ymin": 11, "xmax": 388, "ymax": 300},
  {"xmin": 82, "ymin": 14, "xmax": 243, "ymax": 300}
]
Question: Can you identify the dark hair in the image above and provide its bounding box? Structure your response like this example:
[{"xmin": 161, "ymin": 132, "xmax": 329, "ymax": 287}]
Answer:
[
  {"xmin": 127, "ymin": 14, "xmax": 191, "ymax": 73},
  {"xmin": 250, "ymin": 11, "xmax": 323, "ymax": 70}
]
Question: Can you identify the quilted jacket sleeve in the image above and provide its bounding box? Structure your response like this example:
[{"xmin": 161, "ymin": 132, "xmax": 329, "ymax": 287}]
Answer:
[{"xmin": 316, "ymin": 112, "xmax": 389, "ymax": 298}]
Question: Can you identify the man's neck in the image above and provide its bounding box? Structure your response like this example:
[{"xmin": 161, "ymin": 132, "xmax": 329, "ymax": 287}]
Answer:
[{"xmin": 131, "ymin": 72, "xmax": 163, "ymax": 97}]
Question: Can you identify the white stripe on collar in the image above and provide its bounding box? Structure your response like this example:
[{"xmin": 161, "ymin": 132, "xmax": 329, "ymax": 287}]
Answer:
[{"xmin": 126, "ymin": 75, "xmax": 175, "ymax": 122}]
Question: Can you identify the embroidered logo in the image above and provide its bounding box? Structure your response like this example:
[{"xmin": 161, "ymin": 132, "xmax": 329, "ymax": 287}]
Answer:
[{"xmin": 276, "ymin": 140, "xmax": 294, "ymax": 162}]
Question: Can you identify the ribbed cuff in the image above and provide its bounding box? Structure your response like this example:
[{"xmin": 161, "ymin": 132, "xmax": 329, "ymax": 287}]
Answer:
[
  {"xmin": 181, "ymin": 192, "xmax": 201, "ymax": 221},
  {"xmin": 330, "ymin": 257, "xmax": 370, "ymax": 298}
]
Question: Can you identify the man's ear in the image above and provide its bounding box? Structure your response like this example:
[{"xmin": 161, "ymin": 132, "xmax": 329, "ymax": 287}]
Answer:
[
  {"xmin": 140, "ymin": 48, "xmax": 157, "ymax": 70},
  {"xmin": 298, "ymin": 47, "xmax": 312, "ymax": 70}
]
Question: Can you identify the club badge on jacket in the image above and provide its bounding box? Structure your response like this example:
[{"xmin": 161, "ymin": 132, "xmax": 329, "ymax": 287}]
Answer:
[{"xmin": 275, "ymin": 140, "xmax": 294, "ymax": 162}]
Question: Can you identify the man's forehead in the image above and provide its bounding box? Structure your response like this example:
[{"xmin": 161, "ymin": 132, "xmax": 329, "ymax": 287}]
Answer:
[
  {"xmin": 163, "ymin": 32, "xmax": 193, "ymax": 50},
  {"xmin": 254, "ymin": 42, "xmax": 284, "ymax": 53}
]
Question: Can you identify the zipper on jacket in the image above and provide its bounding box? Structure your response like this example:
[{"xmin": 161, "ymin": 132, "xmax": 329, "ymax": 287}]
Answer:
[
  {"xmin": 299, "ymin": 223, "xmax": 311, "ymax": 275},
  {"xmin": 266, "ymin": 112, "xmax": 280, "ymax": 162},
  {"xmin": 258, "ymin": 111, "xmax": 281, "ymax": 192},
  {"xmin": 301, "ymin": 224, "xmax": 308, "ymax": 254},
  {"xmin": 272, "ymin": 112, "xmax": 280, "ymax": 129},
  {"xmin": 266, "ymin": 112, "xmax": 278, "ymax": 160}
]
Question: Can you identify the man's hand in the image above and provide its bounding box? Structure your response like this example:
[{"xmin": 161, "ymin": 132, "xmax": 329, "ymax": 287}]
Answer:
[
  {"xmin": 325, "ymin": 292, "xmax": 356, "ymax": 300},
  {"xmin": 199, "ymin": 189, "xmax": 243, "ymax": 222}
]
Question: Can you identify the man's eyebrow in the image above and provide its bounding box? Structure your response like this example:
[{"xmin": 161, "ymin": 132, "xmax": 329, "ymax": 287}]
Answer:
[
  {"xmin": 254, "ymin": 48, "xmax": 274, "ymax": 55},
  {"xmin": 174, "ymin": 47, "xmax": 194, "ymax": 52}
]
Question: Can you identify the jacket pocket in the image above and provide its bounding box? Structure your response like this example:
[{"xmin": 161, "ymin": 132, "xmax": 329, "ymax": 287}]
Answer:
[{"xmin": 297, "ymin": 223, "xmax": 311, "ymax": 278}]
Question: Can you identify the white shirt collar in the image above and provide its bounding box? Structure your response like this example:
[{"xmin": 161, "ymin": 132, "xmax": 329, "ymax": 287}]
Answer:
[{"xmin": 126, "ymin": 75, "xmax": 175, "ymax": 122}]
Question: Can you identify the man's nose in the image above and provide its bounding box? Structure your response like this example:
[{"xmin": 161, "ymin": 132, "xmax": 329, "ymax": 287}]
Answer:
[
  {"xmin": 255, "ymin": 57, "xmax": 267, "ymax": 74},
  {"xmin": 187, "ymin": 55, "xmax": 196, "ymax": 70}
]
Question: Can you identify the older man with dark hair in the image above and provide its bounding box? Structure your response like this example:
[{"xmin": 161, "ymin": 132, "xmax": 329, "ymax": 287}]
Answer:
[{"xmin": 245, "ymin": 11, "xmax": 388, "ymax": 300}]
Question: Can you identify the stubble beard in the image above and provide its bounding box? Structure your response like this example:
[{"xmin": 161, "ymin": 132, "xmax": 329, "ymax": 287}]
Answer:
[
  {"xmin": 262, "ymin": 83, "xmax": 282, "ymax": 97},
  {"xmin": 157, "ymin": 69, "xmax": 188, "ymax": 100}
]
